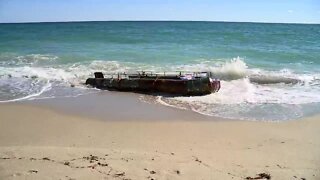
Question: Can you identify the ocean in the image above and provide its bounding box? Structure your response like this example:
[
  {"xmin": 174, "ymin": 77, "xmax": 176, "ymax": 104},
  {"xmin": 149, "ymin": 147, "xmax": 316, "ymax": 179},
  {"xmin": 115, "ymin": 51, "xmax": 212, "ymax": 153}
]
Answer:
[{"xmin": 0, "ymin": 21, "xmax": 320, "ymax": 121}]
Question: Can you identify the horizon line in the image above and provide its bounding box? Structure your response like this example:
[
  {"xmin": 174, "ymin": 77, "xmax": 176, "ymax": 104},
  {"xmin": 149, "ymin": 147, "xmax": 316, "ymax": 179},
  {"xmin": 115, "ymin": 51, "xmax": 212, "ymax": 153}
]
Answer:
[{"xmin": 0, "ymin": 20, "xmax": 319, "ymax": 25}]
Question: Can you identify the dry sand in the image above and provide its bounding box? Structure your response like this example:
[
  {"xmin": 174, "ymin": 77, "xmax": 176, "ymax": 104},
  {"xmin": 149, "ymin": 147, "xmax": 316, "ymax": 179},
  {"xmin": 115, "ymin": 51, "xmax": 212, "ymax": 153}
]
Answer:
[{"xmin": 0, "ymin": 103, "xmax": 319, "ymax": 180}]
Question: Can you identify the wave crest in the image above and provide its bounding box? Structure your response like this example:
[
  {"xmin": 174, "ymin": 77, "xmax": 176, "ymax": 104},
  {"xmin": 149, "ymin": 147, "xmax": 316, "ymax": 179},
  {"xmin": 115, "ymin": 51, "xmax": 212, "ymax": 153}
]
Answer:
[{"xmin": 210, "ymin": 57, "xmax": 248, "ymax": 80}]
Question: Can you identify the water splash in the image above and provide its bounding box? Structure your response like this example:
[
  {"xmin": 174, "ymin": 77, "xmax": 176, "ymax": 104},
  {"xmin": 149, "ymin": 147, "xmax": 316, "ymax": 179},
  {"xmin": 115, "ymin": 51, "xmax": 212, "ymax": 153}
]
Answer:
[{"xmin": 1, "ymin": 55, "xmax": 320, "ymax": 121}]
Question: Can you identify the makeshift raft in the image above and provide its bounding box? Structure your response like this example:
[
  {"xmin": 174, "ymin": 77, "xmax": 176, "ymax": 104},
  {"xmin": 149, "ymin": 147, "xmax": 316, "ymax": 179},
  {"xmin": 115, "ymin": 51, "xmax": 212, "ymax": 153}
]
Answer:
[{"xmin": 85, "ymin": 71, "xmax": 220, "ymax": 96}]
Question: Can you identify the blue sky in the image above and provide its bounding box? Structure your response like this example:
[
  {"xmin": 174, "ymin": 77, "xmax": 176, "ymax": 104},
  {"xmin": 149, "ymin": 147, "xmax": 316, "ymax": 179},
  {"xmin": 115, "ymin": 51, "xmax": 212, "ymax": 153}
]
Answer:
[{"xmin": 0, "ymin": 0, "xmax": 319, "ymax": 23}]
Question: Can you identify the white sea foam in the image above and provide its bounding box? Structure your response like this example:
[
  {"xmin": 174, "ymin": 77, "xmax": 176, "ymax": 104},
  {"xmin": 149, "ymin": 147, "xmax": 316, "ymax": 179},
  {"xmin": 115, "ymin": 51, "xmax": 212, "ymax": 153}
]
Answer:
[
  {"xmin": 168, "ymin": 78, "xmax": 320, "ymax": 105},
  {"xmin": 1, "ymin": 56, "xmax": 320, "ymax": 120},
  {"xmin": 156, "ymin": 75, "xmax": 320, "ymax": 120},
  {"xmin": 170, "ymin": 57, "xmax": 248, "ymax": 80},
  {"xmin": 149, "ymin": 58, "xmax": 320, "ymax": 120},
  {"xmin": 0, "ymin": 54, "xmax": 59, "ymax": 66},
  {"xmin": 0, "ymin": 81, "xmax": 52, "ymax": 103},
  {"xmin": 0, "ymin": 60, "xmax": 131, "ymax": 101},
  {"xmin": 209, "ymin": 57, "xmax": 248, "ymax": 80}
]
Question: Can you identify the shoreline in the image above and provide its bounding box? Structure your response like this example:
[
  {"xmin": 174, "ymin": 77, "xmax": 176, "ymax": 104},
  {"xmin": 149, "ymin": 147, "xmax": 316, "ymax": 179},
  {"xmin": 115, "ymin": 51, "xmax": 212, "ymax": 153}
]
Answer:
[
  {"xmin": 1, "ymin": 99, "xmax": 320, "ymax": 179},
  {"xmin": 13, "ymin": 90, "xmax": 317, "ymax": 123},
  {"xmin": 19, "ymin": 91, "xmax": 222, "ymax": 122}
]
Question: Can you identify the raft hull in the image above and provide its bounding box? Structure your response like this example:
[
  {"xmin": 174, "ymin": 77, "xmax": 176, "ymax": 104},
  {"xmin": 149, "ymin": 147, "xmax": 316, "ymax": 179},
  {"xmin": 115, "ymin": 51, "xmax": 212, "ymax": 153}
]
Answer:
[{"xmin": 85, "ymin": 72, "xmax": 220, "ymax": 96}]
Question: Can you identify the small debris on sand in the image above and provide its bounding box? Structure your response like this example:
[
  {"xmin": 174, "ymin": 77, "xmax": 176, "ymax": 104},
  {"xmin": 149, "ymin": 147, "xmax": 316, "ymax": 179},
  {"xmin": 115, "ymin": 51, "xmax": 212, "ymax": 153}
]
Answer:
[
  {"xmin": 28, "ymin": 170, "xmax": 38, "ymax": 174},
  {"xmin": 42, "ymin": 157, "xmax": 51, "ymax": 161},
  {"xmin": 114, "ymin": 172, "xmax": 125, "ymax": 177},
  {"xmin": 97, "ymin": 162, "xmax": 108, "ymax": 166},
  {"xmin": 195, "ymin": 158, "xmax": 202, "ymax": 163},
  {"xmin": 245, "ymin": 173, "xmax": 271, "ymax": 180},
  {"xmin": 0, "ymin": 157, "xmax": 10, "ymax": 160},
  {"xmin": 83, "ymin": 154, "xmax": 99, "ymax": 163}
]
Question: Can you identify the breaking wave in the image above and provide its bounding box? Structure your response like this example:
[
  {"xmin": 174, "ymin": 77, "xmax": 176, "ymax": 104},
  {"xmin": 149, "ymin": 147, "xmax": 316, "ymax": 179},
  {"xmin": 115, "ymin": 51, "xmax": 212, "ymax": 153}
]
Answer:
[
  {"xmin": 210, "ymin": 57, "xmax": 248, "ymax": 80},
  {"xmin": 0, "ymin": 54, "xmax": 59, "ymax": 67},
  {"xmin": 1, "ymin": 54, "xmax": 320, "ymax": 120}
]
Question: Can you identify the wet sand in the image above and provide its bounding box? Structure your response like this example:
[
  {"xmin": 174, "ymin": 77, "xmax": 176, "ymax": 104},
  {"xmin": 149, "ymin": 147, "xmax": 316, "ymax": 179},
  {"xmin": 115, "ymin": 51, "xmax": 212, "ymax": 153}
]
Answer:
[
  {"xmin": 21, "ymin": 91, "xmax": 216, "ymax": 122},
  {"xmin": 0, "ymin": 94, "xmax": 320, "ymax": 180}
]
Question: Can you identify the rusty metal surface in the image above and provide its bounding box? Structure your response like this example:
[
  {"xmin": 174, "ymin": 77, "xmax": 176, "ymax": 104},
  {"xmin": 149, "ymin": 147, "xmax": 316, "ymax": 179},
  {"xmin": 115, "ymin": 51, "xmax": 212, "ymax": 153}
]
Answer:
[{"xmin": 85, "ymin": 72, "xmax": 220, "ymax": 96}]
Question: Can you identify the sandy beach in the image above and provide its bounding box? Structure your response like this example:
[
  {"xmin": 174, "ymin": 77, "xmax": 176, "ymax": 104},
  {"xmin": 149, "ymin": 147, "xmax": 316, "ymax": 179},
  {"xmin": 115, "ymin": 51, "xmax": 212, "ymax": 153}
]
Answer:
[
  {"xmin": 1, "ymin": 1, "xmax": 320, "ymax": 179},
  {"xmin": 0, "ymin": 94, "xmax": 319, "ymax": 180}
]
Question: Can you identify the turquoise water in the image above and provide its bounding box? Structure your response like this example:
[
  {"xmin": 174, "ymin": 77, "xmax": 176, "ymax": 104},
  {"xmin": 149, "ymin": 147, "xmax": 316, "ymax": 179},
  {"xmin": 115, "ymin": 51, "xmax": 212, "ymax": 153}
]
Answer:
[{"xmin": 1, "ymin": 21, "xmax": 320, "ymax": 120}]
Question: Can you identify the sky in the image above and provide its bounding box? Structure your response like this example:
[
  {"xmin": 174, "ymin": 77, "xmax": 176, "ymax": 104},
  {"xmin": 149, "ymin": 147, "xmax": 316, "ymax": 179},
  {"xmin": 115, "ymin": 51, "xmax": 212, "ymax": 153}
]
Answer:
[{"xmin": 0, "ymin": 0, "xmax": 319, "ymax": 24}]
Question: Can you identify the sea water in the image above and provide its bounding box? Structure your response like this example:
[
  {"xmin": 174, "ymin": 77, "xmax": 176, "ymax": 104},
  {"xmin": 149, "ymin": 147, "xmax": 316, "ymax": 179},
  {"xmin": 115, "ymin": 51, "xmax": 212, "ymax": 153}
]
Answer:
[{"xmin": 0, "ymin": 21, "xmax": 319, "ymax": 121}]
